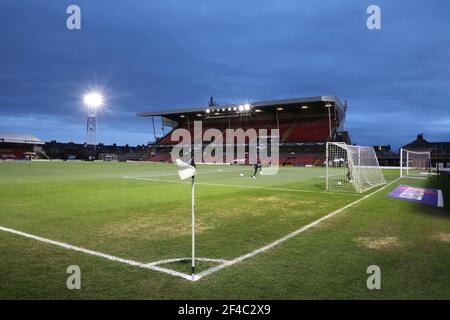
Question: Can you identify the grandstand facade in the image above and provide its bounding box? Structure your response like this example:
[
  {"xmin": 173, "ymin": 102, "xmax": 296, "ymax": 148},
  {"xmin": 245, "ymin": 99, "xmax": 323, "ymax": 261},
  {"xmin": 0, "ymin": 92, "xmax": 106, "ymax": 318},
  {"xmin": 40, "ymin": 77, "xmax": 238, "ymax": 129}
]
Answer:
[
  {"xmin": 0, "ymin": 133, "xmax": 47, "ymax": 160},
  {"xmin": 138, "ymin": 96, "xmax": 350, "ymax": 166}
]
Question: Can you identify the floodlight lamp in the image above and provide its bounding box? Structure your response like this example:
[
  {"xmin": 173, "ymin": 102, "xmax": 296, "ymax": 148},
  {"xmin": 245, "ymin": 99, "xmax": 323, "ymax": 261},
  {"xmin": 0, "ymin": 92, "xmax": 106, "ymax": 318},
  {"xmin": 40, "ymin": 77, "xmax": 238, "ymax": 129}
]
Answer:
[
  {"xmin": 206, "ymin": 108, "xmax": 210, "ymax": 113},
  {"xmin": 238, "ymin": 105, "xmax": 244, "ymax": 112},
  {"xmin": 84, "ymin": 92, "xmax": 104, "ymax": 108},
  {"xmin": 243, "ymin": 103, "xmax": 251, "ymax": 111}
]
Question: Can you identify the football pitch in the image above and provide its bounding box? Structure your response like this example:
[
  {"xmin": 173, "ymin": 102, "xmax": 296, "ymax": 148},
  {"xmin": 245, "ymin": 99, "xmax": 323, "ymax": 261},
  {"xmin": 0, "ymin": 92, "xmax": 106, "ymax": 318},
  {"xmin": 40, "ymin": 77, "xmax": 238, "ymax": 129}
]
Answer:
[{"xmin": 0, "ymin": 161, "xmax": 449, "ymax": 299}]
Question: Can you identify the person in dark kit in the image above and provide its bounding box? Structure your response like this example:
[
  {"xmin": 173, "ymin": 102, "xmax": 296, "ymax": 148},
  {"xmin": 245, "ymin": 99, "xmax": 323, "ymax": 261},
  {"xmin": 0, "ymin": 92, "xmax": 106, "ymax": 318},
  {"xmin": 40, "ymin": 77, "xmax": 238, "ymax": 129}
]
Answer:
[
  {"xmin": 347, "ymin": 164, "xmax": 353, "ymax": 182},
  {"xmin": 252, "ymin": 160, "xmax": 262, "ymax": 178}
]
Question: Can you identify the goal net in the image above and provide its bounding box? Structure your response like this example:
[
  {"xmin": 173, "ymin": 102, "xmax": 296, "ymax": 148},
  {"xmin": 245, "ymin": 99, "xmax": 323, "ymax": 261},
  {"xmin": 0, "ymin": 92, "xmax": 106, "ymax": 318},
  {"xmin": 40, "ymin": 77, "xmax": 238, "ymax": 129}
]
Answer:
[
  {"xmin": 326, "ymin": 142, "xmax": 387, "ymax": 193},
  {"xmin": 400, "ymin": 149, "xmax": 432, "ymax": 179}
]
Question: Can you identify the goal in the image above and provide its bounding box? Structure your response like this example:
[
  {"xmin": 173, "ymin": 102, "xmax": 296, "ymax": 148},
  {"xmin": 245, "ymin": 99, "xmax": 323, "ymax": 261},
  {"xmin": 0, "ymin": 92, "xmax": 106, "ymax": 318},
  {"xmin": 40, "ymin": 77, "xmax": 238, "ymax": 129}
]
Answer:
[
  {"xmin": 326, "ymin": 142, "xmax": 387, "ymax": 193},
  {"xmin": 400, "ymin": 149, "xmax": 432, "ymax": 179}
]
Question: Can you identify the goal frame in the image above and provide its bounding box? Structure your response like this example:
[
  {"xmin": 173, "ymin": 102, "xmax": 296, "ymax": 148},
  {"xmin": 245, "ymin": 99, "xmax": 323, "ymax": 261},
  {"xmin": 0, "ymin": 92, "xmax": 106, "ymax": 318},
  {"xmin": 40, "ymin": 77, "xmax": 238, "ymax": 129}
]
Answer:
[
  {"xmin": 326, "ymin": 142, "xmax": 387, "ymax": 193},
  {"xmin": 400, "ymin": 148, "xmax": 432, "ymax": 179}
]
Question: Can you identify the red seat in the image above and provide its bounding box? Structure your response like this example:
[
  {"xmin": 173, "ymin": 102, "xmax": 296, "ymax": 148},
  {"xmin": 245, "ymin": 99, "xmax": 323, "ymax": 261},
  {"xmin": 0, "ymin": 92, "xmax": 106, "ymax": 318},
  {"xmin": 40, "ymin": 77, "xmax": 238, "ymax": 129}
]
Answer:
[
  {"xmin": 283, "ymin": 118, "xmax": 330, "ymax": 142},
  {"xmin": 146, "ymin": 153, "xmax": 172, "ymax": 162},
  {"xmin": 281, "ymin": 153, "xmax": 323, "ymax": 166}
]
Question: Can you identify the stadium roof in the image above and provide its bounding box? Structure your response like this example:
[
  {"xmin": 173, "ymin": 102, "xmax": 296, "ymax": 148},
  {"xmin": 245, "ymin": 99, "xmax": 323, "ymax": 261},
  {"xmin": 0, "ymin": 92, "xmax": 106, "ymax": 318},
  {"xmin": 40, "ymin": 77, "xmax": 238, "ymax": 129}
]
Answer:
[
  {"xmin": 0, "ymin": 133, "xmax": 45, "ymax": 145},
  {"xmin": 137, "ymin": 95, "xmax": 345, "ymax": 118}
]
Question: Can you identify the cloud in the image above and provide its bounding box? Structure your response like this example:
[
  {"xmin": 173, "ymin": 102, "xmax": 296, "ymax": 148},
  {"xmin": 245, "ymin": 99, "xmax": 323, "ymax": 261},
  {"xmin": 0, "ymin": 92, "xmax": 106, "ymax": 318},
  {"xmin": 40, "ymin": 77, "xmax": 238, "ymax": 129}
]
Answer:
[{"xmin": 0, "ymin": 0, "xmax": 449, "ymax": 148}]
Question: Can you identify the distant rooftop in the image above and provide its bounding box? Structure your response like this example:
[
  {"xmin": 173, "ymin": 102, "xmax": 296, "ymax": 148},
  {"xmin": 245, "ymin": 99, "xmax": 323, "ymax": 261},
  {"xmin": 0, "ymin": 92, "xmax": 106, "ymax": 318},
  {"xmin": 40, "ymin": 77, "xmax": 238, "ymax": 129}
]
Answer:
[
  {"xmin": 402, "ymin": 134, "xmax": 450, "ymax": 152},
  {"xmin": 0, "ymin": 133, "xmax": 44, "ymax": 145}
]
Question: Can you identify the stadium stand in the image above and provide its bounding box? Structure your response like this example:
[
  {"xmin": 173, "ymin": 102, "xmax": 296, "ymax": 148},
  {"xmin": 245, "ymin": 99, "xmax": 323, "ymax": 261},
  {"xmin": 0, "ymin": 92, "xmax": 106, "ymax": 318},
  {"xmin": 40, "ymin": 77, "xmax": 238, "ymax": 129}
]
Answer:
[
  {"xmin": 280, "ymin": 153, "xmax": 324, "ymax": 166},
  {"xmin": 282, "ymin": 117, "xmax": 330, "ymax": 142},
  {"xmin": 0, "ymin": 133, "xmax": 46, "ymax": 160},
  {"xmin": 0, "ymin": 148, "xmax": 26, "ymax": 160},
  {"xmin": 145, "ymin": 152, "xmax": 172, "ymax": 162},
  {"xmin": 137, "ymin": 96, "xmax": 351, "ymax": 166}
]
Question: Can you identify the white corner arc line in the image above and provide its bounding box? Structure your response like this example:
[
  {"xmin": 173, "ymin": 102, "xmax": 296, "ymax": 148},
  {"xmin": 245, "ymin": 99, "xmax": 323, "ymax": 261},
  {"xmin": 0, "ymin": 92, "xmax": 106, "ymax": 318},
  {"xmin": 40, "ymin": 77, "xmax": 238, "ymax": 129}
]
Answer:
[
  {"xmin": 148, "ymin": 265, "xmax": 196, "ymax": 281},
  {"xmin": 146, "ymin": 257, "xmax": 228, "ymax": 266},
  {"xmin": 194, "ymin": 178, "xmax": 402, "ymax": 280}
]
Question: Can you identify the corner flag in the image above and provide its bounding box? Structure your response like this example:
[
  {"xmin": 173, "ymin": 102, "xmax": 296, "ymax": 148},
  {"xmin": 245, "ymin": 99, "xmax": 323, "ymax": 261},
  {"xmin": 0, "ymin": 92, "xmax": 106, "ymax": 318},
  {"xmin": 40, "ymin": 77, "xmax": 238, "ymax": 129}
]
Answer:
[{"xmin": 176, "ymin": 159, "xmax": 196, "ymax": 180}]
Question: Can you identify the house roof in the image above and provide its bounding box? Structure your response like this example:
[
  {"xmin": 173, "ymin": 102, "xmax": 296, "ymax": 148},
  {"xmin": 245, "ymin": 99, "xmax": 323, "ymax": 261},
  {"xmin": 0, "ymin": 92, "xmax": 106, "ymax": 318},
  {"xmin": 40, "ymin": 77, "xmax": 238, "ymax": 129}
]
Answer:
[{"xmin": 402, "ymin": 134, "xmax": 450, "ymax": 152}]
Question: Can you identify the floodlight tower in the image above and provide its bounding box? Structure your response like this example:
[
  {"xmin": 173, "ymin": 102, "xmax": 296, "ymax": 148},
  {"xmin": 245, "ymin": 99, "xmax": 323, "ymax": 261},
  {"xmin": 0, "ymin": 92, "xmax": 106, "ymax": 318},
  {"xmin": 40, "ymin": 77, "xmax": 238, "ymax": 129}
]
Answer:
[{"xmin": 83, "ymin": 92, "xmax": 103, "ymax": 159}]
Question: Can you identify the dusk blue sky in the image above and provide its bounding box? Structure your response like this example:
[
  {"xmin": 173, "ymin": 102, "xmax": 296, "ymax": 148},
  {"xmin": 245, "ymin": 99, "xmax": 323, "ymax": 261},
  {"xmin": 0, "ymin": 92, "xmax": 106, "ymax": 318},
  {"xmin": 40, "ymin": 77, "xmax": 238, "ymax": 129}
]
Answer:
[{"xmin": 0, "ymin": 1, "xmax": 449, "ymax": 149}]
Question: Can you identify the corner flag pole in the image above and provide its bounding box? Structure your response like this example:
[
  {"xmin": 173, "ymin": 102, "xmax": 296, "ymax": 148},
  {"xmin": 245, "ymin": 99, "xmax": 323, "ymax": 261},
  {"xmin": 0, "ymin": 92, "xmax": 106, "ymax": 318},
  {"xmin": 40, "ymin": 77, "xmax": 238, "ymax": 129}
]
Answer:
[
  {"xmin": 175, "ymin": 158, "xmax": 197, "ymax": 276},
  {"xmin": 191, "ymin": 174, "xmax": 195, "ymax": 275}
]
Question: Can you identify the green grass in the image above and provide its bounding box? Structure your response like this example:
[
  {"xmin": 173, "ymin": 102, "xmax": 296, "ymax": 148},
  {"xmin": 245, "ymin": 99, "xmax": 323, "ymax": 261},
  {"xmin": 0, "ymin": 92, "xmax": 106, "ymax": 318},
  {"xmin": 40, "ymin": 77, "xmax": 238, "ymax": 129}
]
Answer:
[{"xmin": 0, "ymin": 161, "xmax": 449, "ymax": 299}]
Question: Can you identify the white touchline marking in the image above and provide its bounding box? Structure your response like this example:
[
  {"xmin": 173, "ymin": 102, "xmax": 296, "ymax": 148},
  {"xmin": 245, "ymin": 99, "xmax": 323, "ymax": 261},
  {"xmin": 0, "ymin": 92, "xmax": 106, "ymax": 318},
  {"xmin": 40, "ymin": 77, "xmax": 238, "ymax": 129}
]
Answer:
[
  {"xmin": 0, "ymin": 178, "xmax": 401, "ymax": 282},
  {"xmin": 124, "ymin": 168, "xmax": 243, "ymax": 179},
  {"xmin": 143, "ymin": 257, "xmax": 229, "ymax": 281},
  {"xmin": 0, "ymin": 225, "xmax": 194, "ymax": 281},
  {"xmin": 402, "ymin": 176, "xmax": 429, "ymax": 180},
  {"xmin": 149, "ymin": 265, "xmax": 195, "ymax": 281},
  {"xmin": 122, "ymin": 176, "xmax": 361, "ymax": 197},
  {"xmin": 318, "ymin": 173, "xmax": 341, "ymax": 178},
  {"xmin": 437, "ymin": 190, "xmax": 444, "ymax": 208},
  {"xmin": 146, "ymin": 257, "xmax": 228, "ymax": 266},
  {"xmin": 192, "ymin": 177, "xmax": 402, "ymax": 280}
]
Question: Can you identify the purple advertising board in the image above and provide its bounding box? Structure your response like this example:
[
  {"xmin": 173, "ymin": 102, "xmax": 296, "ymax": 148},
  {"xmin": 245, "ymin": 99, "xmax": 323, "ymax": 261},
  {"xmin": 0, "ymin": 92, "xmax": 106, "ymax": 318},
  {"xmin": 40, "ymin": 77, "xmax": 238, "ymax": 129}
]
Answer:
[{"xmin": 387, "ymin": 185, "xmax": 444, "ymax": 208}]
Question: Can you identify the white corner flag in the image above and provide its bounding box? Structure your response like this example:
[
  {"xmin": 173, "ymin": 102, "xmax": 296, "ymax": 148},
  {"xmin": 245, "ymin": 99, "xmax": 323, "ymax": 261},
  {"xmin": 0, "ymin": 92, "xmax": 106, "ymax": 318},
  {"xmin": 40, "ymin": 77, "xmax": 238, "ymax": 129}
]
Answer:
[
  {"xmin": 175, "ymin": 158, "xmax": 197, "ymax": 276},
  {"xmin": 176, "ymin": 159, "xmax": 196, "ymax": 180}
]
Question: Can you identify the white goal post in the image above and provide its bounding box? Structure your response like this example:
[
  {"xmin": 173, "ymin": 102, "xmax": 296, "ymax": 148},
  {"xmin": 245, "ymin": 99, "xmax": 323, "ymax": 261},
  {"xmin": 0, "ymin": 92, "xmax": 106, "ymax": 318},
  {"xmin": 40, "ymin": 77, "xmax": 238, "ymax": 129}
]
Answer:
[
  {"xmin": 400, "ymin": 148, "xmax": 432, "ymax": 179},
  {"xmin": 326, "ymin": 142, "xmax": 387, "ymax": 193}
]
